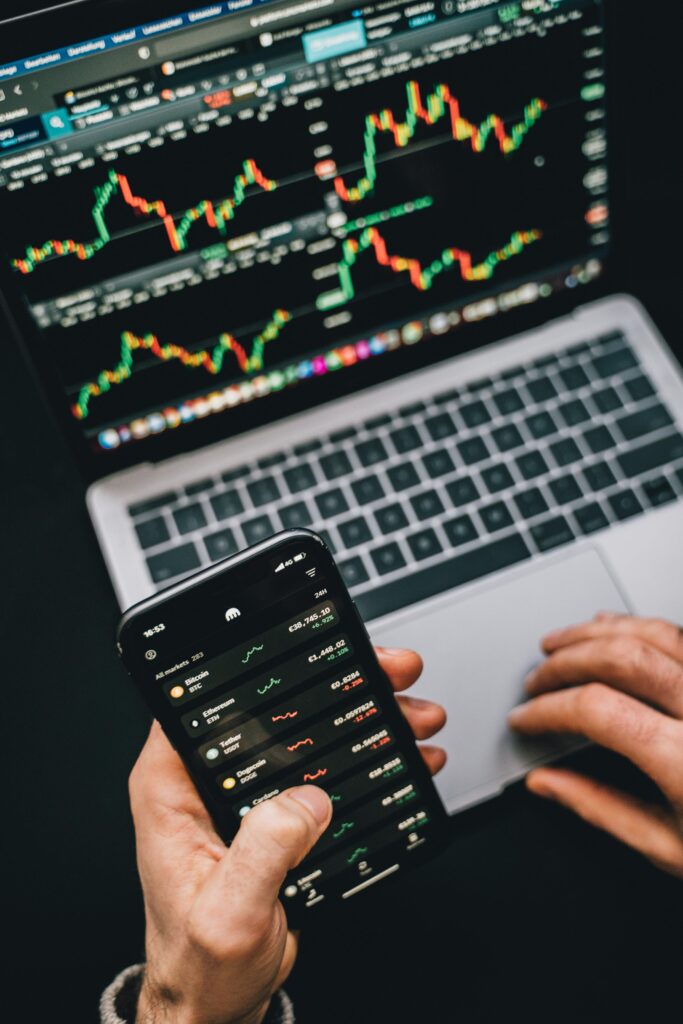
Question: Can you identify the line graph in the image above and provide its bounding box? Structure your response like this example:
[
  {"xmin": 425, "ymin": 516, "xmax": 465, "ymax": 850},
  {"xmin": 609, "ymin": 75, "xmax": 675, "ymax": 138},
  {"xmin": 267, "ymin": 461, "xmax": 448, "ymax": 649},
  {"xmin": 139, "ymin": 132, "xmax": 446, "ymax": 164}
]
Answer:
[
  {"xmin": 12, "ymin": 158, "xmax": 277, "ymax": 274},
  {"xmin": 333, "ymin": 81, "xmax": 547, "ymax": 203},
  {"xmin": 317, "ymin": 227, "xmax": 542, "ymax": 310},
  {"xmin": 71, "ymin": 308, "xmax": 291, "ymax": 420}
]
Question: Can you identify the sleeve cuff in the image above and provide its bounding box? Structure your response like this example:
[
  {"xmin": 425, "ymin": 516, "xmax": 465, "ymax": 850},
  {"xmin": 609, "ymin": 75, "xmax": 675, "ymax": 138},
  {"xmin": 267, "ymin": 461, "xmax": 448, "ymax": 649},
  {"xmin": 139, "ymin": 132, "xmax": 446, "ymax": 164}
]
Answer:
[
  {"xmin": 99, "ymin": 963, "xmax": 145, "ymax": 1024},
  {"xmin": 100, "ymin": 964, "xmax": 295, "ymax": 1024}
]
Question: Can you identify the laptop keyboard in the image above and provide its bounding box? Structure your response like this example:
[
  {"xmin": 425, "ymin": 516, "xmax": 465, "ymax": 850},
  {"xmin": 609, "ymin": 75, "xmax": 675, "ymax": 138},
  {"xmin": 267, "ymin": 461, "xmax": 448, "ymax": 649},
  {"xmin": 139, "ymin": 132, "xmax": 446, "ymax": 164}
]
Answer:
[{"xmin": 127, "ymin": 330, "xmax": 683, "ymax": 618}]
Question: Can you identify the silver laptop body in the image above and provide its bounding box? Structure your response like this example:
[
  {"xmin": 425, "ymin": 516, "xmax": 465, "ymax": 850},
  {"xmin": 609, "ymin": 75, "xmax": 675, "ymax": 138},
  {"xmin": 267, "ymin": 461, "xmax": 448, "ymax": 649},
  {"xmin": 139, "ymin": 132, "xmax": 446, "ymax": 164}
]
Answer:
[{"xmin": 1, "ymin": 0, "xmax": 681, "ymax": 813}]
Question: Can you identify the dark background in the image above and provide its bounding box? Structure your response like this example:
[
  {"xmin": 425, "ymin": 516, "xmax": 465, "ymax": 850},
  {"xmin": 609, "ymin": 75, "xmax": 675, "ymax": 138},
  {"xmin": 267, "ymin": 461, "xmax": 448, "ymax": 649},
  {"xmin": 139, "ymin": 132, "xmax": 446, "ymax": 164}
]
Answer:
[{"xmin": 2, "ymin": 2, "xmax": 682, "ymax": 1020}]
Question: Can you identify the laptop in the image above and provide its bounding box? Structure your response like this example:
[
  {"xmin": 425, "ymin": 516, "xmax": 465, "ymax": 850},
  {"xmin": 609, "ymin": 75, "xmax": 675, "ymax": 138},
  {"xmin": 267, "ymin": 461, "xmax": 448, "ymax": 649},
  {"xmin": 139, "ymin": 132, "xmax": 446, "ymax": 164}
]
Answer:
[{"xmin": 1, "ymin": 0, "xmax": 682, "ymax": 814}]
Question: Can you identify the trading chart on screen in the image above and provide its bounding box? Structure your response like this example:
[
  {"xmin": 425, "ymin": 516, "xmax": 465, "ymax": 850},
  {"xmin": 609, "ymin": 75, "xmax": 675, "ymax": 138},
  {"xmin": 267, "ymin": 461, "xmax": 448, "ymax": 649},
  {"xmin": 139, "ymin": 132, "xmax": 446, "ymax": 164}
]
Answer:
[{"xmin": 0, "ymin": 0, "xmax": 608, "ymax": 452}]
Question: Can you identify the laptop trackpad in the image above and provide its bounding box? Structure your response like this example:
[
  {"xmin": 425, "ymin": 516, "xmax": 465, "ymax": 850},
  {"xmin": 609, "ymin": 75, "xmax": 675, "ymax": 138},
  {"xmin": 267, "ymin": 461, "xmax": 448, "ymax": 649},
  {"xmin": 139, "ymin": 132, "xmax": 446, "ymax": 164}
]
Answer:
[{"xmin": 368, "ymin": 548, "xmax": 630, "ymax": 815}]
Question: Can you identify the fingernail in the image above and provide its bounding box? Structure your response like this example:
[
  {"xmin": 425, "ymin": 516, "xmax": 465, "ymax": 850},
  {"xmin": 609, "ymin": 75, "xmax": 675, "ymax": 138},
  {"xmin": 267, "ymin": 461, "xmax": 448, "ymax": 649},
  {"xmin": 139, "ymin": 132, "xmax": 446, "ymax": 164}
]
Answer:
[
  {"xmin": 378, "ymin": 647, "xmax": 408, "ymax": 657},
  {"xmin": 400, "ymin": 695, "xmax": 430, "ymax": 709},
  {"xmin": 596, "ymin": 611, "xmax": 620, "ymax": 621},
  {"xmin": 526, "ymin": 775, "xmax": 555, "ymax": 799},
  {"xmin": 288, "ymin": 786, "xmax": 331, "ymax": 825},
  {"xmin": 524, "ymin": 669, "xmax": 537, "ymax": 689}
]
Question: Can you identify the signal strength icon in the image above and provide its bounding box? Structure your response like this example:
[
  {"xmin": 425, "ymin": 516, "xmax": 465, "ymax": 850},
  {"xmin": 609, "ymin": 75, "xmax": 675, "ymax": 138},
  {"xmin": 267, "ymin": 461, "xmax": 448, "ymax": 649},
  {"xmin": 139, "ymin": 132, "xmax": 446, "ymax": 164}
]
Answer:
[{"xmin": 275, "ymin": 562, "xmax": 285, "ymax": 573}]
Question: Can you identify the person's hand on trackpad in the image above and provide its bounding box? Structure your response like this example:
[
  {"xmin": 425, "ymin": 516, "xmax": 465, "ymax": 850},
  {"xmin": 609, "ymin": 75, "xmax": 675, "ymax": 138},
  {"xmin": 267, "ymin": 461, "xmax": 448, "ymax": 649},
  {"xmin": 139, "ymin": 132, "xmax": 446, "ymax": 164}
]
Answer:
[{"xmin": 508, "ymin": 613, "xmax": 683, "ymax": 878}]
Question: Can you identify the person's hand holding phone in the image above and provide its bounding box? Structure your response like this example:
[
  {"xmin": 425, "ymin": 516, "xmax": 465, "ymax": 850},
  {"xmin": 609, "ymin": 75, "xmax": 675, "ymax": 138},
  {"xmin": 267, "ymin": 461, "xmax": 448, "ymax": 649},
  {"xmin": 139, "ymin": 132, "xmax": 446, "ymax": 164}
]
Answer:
[
  {"xmin": 130, "ymin": 647, "xmax": 446, "ymax": 1024},
  {"xmin": 509, "ymin": 613, "xmax": 683, "ymax": 877}
]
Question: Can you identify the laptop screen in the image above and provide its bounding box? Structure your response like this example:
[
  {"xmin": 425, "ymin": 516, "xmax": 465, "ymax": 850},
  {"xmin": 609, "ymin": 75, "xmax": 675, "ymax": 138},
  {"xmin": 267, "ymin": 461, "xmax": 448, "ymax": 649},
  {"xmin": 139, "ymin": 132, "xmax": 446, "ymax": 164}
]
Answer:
[{"xmin": 0, "ymin": 0, "xmax": 608, "ymax": 466}]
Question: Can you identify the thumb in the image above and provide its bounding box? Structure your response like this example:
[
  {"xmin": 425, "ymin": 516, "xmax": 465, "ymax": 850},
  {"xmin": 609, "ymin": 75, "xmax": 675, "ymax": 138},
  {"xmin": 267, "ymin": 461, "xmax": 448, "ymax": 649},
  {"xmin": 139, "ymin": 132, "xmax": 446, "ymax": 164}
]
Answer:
[{"xmin": 215, "ymin": 786, "xmax": 332, "ymax": 913}]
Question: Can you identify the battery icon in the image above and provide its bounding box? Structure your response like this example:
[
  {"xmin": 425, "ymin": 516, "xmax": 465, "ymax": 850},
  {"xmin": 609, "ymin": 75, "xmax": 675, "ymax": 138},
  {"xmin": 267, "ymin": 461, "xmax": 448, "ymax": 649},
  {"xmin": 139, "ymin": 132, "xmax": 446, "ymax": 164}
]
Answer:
[{"xmin": 293, "ymin": 552, "xmax": 307, "ymax": 562}]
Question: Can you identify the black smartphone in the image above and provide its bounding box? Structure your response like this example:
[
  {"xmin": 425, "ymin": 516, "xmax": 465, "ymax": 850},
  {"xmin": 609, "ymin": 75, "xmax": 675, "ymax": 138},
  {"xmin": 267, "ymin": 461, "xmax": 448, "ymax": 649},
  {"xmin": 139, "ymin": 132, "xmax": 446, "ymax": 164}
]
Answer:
[{"xmin": 117, "ymin": 529, "xmax": 447, "ymax": 923}]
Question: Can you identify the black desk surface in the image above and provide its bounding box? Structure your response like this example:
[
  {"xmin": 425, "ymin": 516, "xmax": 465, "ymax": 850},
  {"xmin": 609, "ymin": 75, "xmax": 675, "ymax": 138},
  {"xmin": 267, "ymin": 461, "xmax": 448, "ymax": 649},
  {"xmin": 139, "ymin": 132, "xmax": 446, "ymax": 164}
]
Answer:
[{"xmin": 3, "ymin": 3, "xmax": 683, "ymax": 1020}]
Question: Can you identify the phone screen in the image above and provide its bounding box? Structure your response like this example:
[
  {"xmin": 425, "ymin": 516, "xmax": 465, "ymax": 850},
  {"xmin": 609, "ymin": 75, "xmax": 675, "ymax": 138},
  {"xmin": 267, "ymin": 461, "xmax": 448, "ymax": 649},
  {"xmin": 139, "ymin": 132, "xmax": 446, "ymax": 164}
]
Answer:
[{"xmin": 118, "ymin": 529, "xmax": 447, "ymax": 920}]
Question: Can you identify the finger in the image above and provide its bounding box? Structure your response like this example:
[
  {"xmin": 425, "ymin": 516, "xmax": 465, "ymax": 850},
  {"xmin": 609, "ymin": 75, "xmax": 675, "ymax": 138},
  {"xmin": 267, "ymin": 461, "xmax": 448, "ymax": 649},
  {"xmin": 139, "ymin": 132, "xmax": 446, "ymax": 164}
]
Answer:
[
  {"xmin": 508, "ymin": 685, "xmax": 681, "ymax": 794},
  {"xmin": 375, "ymin": 647, "xmax": 423, "ymax": 692},
  {"xmin": 420, "ymin": 744, "xmax": 447, "ymax": 775},
  {"xmin": 396, "ymin": 694, "xmax": 447, "ymax": 740},
  {"xmin": 526, "ymin": 767, "xmax": 683, "ymax": 878},
  {"xmin": 542, "ymin": 615, "xmax": 683, "ymax": 664},
  {"xmin": 205, "ymin": 786, "xmax": 332, "ymax": 931},
  {"xmin": 524, "ymin": 637, "xmax": 683, "ymax": 717},
  {"xmin": 129, "ymin": 721, "xmax": 213, "ymax": 828}
]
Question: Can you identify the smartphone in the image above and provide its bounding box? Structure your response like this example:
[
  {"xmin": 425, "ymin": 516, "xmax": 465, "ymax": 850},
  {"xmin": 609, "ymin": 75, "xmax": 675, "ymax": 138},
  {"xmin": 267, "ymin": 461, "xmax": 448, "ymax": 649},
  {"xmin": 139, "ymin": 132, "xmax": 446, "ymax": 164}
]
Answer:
[{"xmin": 117, "ymin": 529, "xmax": 447, "ymax": 923}]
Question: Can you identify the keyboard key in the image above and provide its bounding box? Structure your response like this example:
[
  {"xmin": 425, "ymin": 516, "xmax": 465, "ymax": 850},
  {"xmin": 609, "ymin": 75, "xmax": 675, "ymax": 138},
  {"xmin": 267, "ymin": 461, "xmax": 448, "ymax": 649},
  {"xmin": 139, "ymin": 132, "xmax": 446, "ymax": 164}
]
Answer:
[
  {"xmin": 407, "ymin": 528, "xmax": 443, "ymax": 561},
  {"xmin": 390, "ymin": 425, "xmax": 423, "ymax": 454},
  {"xmin": 517, "ymin": 450, "xmax": 549, "ymax": 479},
  {"xmin": 211, "ymin": 490, "xmax": 244, "ymax": 521},
  {"xmin": 559, "ymin": 365, "xmax": 590, "ymax": 390},
  {"xmin": 423, "ymin": 449, "xmax": 455, "ymax": 479},
  {"xmin": 558, "ymin": 399, "xmax": 590, "ymax": 427},
  {"xmin": 355, "ymin": 534, "xmax": 531, "ymax": 620},
  {"xmin": 550, "ymin": 438, "xmax": 582, "ymax": 467},
  {"xmin": 338, "ymin": 516, "xmax": 372, "ymax": 548},
  {"xmin": 592, "ymin": 387, "xmax": 622, "ymax": 414},
  {"xmin": 258, "ymin": 453, "xmax": 282, "ymax": 471},
  {"xmin": 243, "ymin": 514, "xmax": 275, "ymax": 545},
  {"xmin": 204, "ymin": 528, "xmax": 238, "ymax": 561},
  {"xmin": 147, "ymin": 542, "xmax": 200, "ymax": 584},
  {"xmin": 642, "ymin": 477, "xmax": 676, "ymax": 507},
  {"xmin": 248, "ymin": 476, "xmax": 281, "ymax": 507},
  {"xmin": 465, "ymin": 377, "xmax": 491, "ymax": 393},
  {"xmin": 583, "ymin": 425, "xmax": 616, "ymax": 454},
  {"xmin": 444, "ymin": 514, "xmax": 478, "ymax": 547},
  {"xmin": 514, "ymin": 488, "xmax": 548, "ymax": 519},
  {"xmin": 128, "ymin": 491, "xmax": 177, "ymax": 517},
  {"xmin": 293, "ymin": 440, "xmax": 322, "ymax": 456},
  {"xmin": 221, "ymin": 465, "xmax": 250, "ymax": 483},
  {"xmin": 582, "ymin": 461, "xmax": 616, "ymax": 491},
  {"xmin": 574, "ymin": 502, "xmax": 609, "ymax": 535},
  {"xmin": 411, "ymin": 490, "xmax": 445, "ymax": 521},
  {"xmin": 618, "ymin": 432, "xmax": 683, "ymax": 478},
  {"xmin": 480, "ymin": 502, "xmax": 514, "ymax": 533},
  {"xmin": 351, "ymin": 474, "xmax": 385, "ymax": 506},
  {"xmin": 460, "ymin": 400, "xmax": 491, "ymax": 428},
  {"xmin": 399, "ymin": 401, "xmax": 427, "ymax": 417},
  {"xmin": 492, "ymin": 424, "xmax": 524, "ymax": 453},
  {"xmin": 173, "ymin": 503, "xmax": 207, "ymax": 534},
  {"xmin": 593, "ymin": 346, "xmax": 638, "ymax": 378},
  {"xmin": 530, "ymin": 515, "xmax": 575, "ymax": 552},
  {"xmin": 481, "ymin": 464, "xmax": 515, "ymax": 494},
  {"xmin": 364, "ymin": 413, "xmax": 392, "ymax": 430},
  {"xmin": 329, "ymin": 426, "xmax": 357, "ymax": 443},
  {"xmin": 370, "ymin": 541, "xmax": 407, "ymax": 576},
  {"xmin": 135, "ymin": 516, "xmax": 170, "ymax": 549},
  {"xmin": 624, "ymin": 375, "xmax": 656, "ymax": 402},
  {"xmin": 549, "ymin": 474, "xmax": 582, "ymax": 505},
  {"xmin": 387, "ymin": 463, "xmax": 420, "ymax": 492},
  {"xmin": 493, "ymin": 388, "xmax": 524, "ymax": 415},
  {"xmin": 316, "ymin": 488, "xmax": 349, "ymax": 518},
  {"xmin": 185, "ymin": 478, "xmax": 214, "ymax": 496},
  {"xmin": 433, "ymin": 388, "xmax": 459, "ymax": 406},
  {"xmin": 283, "ymin": 464, "xmax": 317, "ymax": 494},
  {"xmin": 526, "ymin": 411, "xmax": 558, "ymax": 440},
  {"xmin": 425, "ymin": 412, "xmax": 456, "ymax": 441},
  {"xmin": 446, "ymin": 476, "xmax": 479, "ymax": 506},
  {"xmin": 374, "ymin": 503, "xmax": 409, "ymax": 535},
  {"xmin": 533, "ymin": 353, "xmax": 560, "ymax": 369},
  {"xmin": 458, "ymin": 437, "xmax": 490, "ymax": 465},
  {"xmin": 355, "ymin": 438, "xmax": 389, "ymax": 467},
  {"xmin": 527, "ymin": 377, "xmax": 557, "ymax": 403},
  {"xmin": 616, "ymin": 404, "xmax": 674, "ymax": 442},
  {"xmin": 279, "ymin": 501, "xmax": 312, "ymax": 528},
  {"xmin": 320, "ymin": 451, "xmax": 353, "ymax": 480},
  {"xmin": 608, "ymin": 488, "xmax": 643, "ymax": 520},
  {"xmin": 338, "ymin": 556, "xmax": 369, "ymax": 588}
]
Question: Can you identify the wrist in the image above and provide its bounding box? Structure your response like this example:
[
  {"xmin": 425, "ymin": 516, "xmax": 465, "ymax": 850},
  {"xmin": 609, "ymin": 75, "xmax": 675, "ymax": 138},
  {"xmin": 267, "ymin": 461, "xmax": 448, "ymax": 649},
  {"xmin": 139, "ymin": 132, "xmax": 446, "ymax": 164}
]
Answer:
[{"xmin": 135, "ymin": 972, "xmax": 271, "ymax": 1024}]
